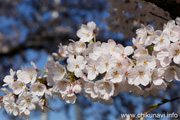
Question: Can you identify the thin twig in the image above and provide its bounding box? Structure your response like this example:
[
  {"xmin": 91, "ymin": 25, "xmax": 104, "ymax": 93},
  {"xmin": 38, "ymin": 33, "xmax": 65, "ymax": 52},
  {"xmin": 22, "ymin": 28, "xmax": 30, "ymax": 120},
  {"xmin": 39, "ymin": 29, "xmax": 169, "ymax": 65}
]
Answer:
[
  {"xmin": 0, "ymin": 75, "xmax": 4, "ymax": 79},
  {"xmin": 131, "ymin": 97, "xmax": 180, "ymax": 120},
  {"xmin": 150, "ymin": 12, "xmax": 169, "ymax": 21}
]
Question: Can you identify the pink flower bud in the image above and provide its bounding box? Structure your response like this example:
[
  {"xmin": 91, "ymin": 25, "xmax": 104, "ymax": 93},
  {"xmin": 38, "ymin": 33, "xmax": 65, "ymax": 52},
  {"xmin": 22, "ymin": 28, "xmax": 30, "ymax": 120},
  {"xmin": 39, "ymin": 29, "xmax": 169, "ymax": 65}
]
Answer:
[{"xmin": 73, "ymin": 84, "xmax": 82, "ymax": 94}]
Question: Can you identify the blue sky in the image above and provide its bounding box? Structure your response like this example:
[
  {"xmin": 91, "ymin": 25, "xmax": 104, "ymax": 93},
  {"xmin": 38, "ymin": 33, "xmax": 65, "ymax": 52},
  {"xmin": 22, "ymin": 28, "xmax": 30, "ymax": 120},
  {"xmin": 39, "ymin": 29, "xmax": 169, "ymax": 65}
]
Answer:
[{"xmin": 0, "ymin": 0, "xmax": 178, "ymax": 120}]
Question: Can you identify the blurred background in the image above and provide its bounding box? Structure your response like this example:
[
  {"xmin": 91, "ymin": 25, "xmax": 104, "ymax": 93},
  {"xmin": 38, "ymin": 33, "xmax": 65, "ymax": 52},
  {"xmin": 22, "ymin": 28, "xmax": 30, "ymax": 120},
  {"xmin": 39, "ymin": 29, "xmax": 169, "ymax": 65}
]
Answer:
[{"xmin": 0, "ymin": 0, "xmax": 180, "ymax": 120}]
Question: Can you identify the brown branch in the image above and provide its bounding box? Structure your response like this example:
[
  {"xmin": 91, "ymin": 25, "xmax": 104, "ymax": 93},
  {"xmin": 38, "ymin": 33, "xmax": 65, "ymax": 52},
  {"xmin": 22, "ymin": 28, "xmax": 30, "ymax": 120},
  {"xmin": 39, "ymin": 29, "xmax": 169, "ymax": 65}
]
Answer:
[
  {"xmin": 149, "ymin": 12, "xmax": 169, "ymax": 21},
  {"xmin": 131, "ymin": 97, "xmax": 180, "ymax": 120},
  {"xmin": 144, "ymin": 0, "xmax": 180, "ymax": 19}
]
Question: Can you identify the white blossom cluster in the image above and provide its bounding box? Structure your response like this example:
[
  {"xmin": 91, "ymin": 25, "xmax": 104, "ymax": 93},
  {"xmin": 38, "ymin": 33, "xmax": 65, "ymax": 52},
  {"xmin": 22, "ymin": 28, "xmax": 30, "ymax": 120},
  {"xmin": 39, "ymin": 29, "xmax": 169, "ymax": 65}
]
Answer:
[
  {"xmin": 1, "ymin": 19, "xmax": 180, "ymax": 119},
  {"xmin": 107, "ymin": 0, "xmax": 171, "ymax": 37}
]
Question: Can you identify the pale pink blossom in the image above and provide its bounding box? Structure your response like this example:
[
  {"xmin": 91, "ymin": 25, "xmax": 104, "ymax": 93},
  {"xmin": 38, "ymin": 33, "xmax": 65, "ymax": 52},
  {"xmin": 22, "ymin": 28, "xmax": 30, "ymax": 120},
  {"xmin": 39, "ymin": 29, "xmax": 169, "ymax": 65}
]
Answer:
[
  {"xmin": 17, "ymin": 67, "xmax": 37, "ymax": 84},
  {"xmin": 94, "ymin": 80, "xmax": 114, "ymax": 100},
  {"xmin": 67, "ymin": 55, "xmax": 86, "ymax": 78},
  {"xmin": 3, "ymin": 69, "xmax": 15, "ymax": 87},
  {"xmin": 77, "ymin": 21, "xmax": 99, "ymax": 42},
  {"xmin": 128, "ymin": 66, "xmax": 151, "ymax": 86},
  {"xmin": 30, "ymin": 82, "xmax": 46, "ymax": 96}
]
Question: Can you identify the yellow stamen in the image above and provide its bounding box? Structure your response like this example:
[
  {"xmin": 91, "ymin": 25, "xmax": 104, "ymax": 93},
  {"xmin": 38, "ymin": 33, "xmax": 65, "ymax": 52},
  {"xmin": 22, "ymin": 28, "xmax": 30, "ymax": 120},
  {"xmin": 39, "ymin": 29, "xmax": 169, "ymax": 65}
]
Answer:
[
  {"xmin": 18, "ymin": 83, "xmax": 23, "ymax": 87},
  {"xmin": 116, "ymin": 62, "xmax": 122, "ymax": 67},
  {"xmin": 143, "ymin": 60, "xmax": 147, "ymax": 65},
  {"xmin": 37, "ymin": 85, "xmax": 42, "ymax": 90},
  {"xmin": 160, "ymin": 38, "xmax": 164, "ymax": 42},
  {"xmin": 29, "ymin": 75, "xmax": 33, "ymax": 79},
  {"xmin": 60, "ymin": 69, "xmax": 65, "ymax": 74},
  {"xmin": 104, "ymin": 82, "xmax": 109, "ymax": 87},
  {"xmin": 92, "ymin": 66, "xmax": 96, "ymax": 71},
  {"xmin": 80, "ymin": 43, "xmax": 85, "ymax": 48},
  {"xmin": 142, "ymin": 50, "xmax": 147, "ymax": 54},
  {"xmin": 26, "ymin": 99, "xmax": 30, "ymax": 103},
  {"xmin": 175, "ymin": 50, "xmax": 180, "ymax": 56},
  {"xmin": 111, "ymin": 47, "xmax": 115, "ymax": 51},
  {"xmin": 86, "ymin": 33, "xmax": 90, "ymax": 37},
  {"xmin": 170, "ymin": 68, "xmax": 174, "ymax": 73},
  {"xmin": 152, "ymin": 73, "xmax": 156, "ymax": 79},
  {"xmin": 75, "ymin": 64, "xmax": 79, "ymax": 68},
  {"xmin": 147, "ymin": 33, "xmax": 153, "ymax": 37},
  {"xmin": 170, "ymin": 29, "xmax": 172, "ymax": 34},
  {"xmin": 105, "ymin": 62, "xmax": 109, "ymax": 67},
  {"xmin": 121, "ymin": 53, "xmax": 124, "ymax": 57},
  {"xmin": 125, "ymin": 72, "xmax": 129, "ymax": 77},
  {"xmin": 138, "ymin": 71, "xmax": 144, "ymax": 76},
  {"xmin": 61, "ymin": 81, "xmax": 66, "ymax": 85},
  {"xmin": 113, "ymin": 71, "xmax": 119, "ymax": 76}
]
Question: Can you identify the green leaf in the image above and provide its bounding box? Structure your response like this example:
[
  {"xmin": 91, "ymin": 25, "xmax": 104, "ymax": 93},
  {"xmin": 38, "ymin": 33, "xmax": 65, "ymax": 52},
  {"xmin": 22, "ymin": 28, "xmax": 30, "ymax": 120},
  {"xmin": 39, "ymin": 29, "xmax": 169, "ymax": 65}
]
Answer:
[
  {"xmin": 132, "ymin": 60, "xmax": 136, "ymax": 65},
  {"xmin": 89, "ymin": 40, "xmax": 93, "ymax": 43},
  {"xmin": 148, "ymin": 104, "xmax": 158, "ymax": 108}
]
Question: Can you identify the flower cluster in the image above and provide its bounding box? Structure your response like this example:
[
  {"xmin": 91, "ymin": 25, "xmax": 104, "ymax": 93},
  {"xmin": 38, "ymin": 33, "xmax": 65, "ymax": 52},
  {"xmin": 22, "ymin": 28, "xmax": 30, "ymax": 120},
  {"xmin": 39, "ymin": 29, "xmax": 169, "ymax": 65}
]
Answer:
[{"xmin": 1, "ymin": 19, "xmax": 180, "ymax": 119}]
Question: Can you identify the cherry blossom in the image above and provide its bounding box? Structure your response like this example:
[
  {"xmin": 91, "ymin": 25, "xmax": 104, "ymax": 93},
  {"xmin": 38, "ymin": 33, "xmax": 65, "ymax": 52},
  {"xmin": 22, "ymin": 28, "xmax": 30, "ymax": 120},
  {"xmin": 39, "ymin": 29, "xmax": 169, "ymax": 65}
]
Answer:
[
  {"xmin": 128, "ymin": 66, "xmax": 151, "ymax": 86},
  {"xmin": 85, "ymin": 59, "xmax": 99, "ymax": 80},
  {"xmin": 67, "ymin": 55, "xmax": 86, "ymax": 78},
  {"xmin": 1, "ymin": 18, "xmax": 180, "ymax": 119},
  {"xmin": 73, "ymin": 84, "xmax": 82, "ymax": 94},
  {"xmin": 164, "ymin": 66, "xmax": 180, "ymax": 82},
  {"xmin": 96, "ymin": 54, "xmax": 116, "ymax": 73},
  {"xmin": 4, "ymin": 102, "xmax": 19, "ymax": 116},
  {"xmin": 3, "ymin": 69, "xmax": 15, "ymax": 87},
  {"xmin": 94, "ymin": 79, "xmax": 114, "ymax": 100},
  {"xmin": 153, "ymin": 31, "xmax": 170, "ymax": 51},
  {"xmin": 30, "ymin": 82, "xmax": 46, "ymax": 96},
  {"xmin": 76, "ymin": 21, "xmax": 99, "ymax": 42},
  {"xmin": 11, "ymin": 81, "xmax": 26, "ymax": 95},
  {"xmin": 170, "ymin": 43, "xmax": 180, "ymax": 64},
  {"xmin": 52, "ymin": 43, "xmax": 68, "ymax": 60},
  {"xmin": 17, "ymin": 67, "xmax": 37, "ymax": 84},
  {"xmin": 106, "ymin": 67, "xmax": 126, "ymax": 83}
]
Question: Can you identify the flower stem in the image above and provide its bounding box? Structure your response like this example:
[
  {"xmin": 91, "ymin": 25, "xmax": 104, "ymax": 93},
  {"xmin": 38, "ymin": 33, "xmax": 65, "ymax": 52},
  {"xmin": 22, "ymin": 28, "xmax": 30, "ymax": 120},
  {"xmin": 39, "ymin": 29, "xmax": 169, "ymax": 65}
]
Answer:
[{"xmin": 94, "ymin": 35, "xmax": 96, "ymax": 42}]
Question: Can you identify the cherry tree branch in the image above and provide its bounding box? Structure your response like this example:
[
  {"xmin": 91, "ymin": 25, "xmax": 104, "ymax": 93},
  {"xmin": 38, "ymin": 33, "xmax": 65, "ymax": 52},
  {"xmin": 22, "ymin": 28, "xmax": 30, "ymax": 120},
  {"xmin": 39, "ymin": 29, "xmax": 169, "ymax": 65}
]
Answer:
[
  {"xmin": 144, "ymin": 0, "xmax": 180, "ymax": 19},
  {"xmin": 131, "ymin": 97, "xmax": 180, "ymax": 120},
  {"xmin": 149, "ymin": 12, "xmax": 169, "ymax": 21}
]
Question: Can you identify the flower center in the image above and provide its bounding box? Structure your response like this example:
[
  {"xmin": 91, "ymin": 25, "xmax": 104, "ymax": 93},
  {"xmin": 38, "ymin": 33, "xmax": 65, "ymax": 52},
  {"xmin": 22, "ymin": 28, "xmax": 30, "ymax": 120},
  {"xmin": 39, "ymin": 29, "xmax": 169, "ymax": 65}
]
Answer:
[
  {"xmin": 121, "ymin": 53, "xmax": 124, "ymax": 57},
  {"xmin": 147, "ymin": 33, "xmax": 152, "ymax": 37},
  {"xmin": 29, "ymin": 75, "xmax": 33, "ymax": 79},
  {"xmin": 175, "ymin": 50, "xmax": 180, "ymax": 56},
  {"xmin": 138, "ymin": 71, "xmax": 144, "ymax": 76},
  {"xmin": 86, "ymin": 33, "xmax": 90, "ymax": 37},
  {"xmin": 75, "ymin": 64, "xmax": 79, "ymax": 68},
  {"xmin": 125, "ymin": 72, "xmax": 129, "ymax": 77},
  {"xmin": 18, "ymin": 83, "xmax": 23, "ymax": 87},
  {"xmin": 104, "ymin": 82, "xmax": 109, "ymax": 87},
  {"xmin": 143, "ymin": 60, "xmax": 147, "ymax": 65},
  {"xmin": 26, "ymin": 99, "xmax": 30, "ymax": 103},
  {"xmin": 60, "ymin": 69, "xmax": 65, "ymax": 74},
  {"xmin": 37, "ymin": 85, "xmax": 42, "ymax": 90},
  {"xmin": 170, "ymin": 29, "xmax": 172, "ymax": 34},
  {"xmin": 113, "ymin": 71, "xmax": 119, "ymax": 76},
  {"xmin": 159, "ymin": 38, "xmax": 164, "ymax": 42},
  {"xmin": 152, "ymin": 73, "xmax": 156, "ymax": 79},
  {"xmin": 80, "ymin": 43, "xmax": 85, "ymax": 48},
  {"xmin": 105, "ymin": 62, "xmax": 109, "ymax": 67},
  {"xmin": 92, "ymin": 66, "xmax": 96, "ymax": 71},
  {"xmin": 116, "ymin": 62, "xmax": 122, "ymax": 67},
  {"xmin": 142, "ymin": 50, "xmax": 147, "ymax": 54}
]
